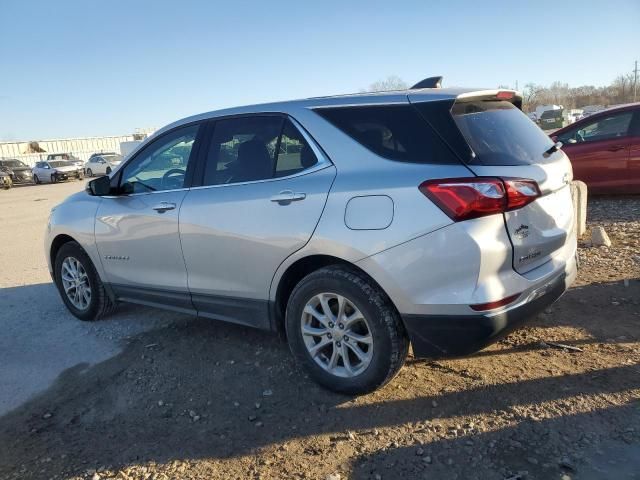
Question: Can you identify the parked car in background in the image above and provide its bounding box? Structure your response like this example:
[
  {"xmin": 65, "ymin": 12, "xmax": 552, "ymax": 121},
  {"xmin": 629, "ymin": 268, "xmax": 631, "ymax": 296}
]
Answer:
[
  {"xmin": 84, "ymin": 153, "xmax": 123, "ymax": 176},
  {"xmin": 46, "ymin": 84, "xmax": 577, "ymax": 394},
  {"xmin": 538, "ymin": 108, "xmax": 564, "ymax": 130},
  {"xmin": 47, "ymin": 153, "xmax": 84, "ymax": 169},
  {"xmin": 0, "ymin": 169, "xmax": 12, "ymax": 189},
  {"xmin": 32, "ymin": 160, "xmax": 84, "ymax": 184},
  {"xmin": 0, "ymin": 159, "xmax": 34, "ymax": 184},
  {"xmin": 553, "ymin": 103, "xmax": 640, "ymax": 194}
]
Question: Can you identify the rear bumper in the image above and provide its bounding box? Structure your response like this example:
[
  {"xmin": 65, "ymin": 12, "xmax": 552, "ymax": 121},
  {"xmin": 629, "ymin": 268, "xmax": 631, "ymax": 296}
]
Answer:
[{"xmin": 402, "ymin": 258, "xmax": 576, "ymax": 357}]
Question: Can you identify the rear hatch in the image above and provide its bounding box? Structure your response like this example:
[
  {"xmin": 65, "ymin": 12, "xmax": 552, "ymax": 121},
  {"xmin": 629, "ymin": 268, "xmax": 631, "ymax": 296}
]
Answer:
[{"xmin": 410, "ymin": 92, "xmax": 574, "ymax": 274}]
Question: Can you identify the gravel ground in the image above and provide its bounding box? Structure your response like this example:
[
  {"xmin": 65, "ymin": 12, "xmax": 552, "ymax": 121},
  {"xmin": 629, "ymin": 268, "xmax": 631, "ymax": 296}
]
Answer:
[{"xmin": 0, "ymin": 182, "xmax": 638, "ymax": 480}]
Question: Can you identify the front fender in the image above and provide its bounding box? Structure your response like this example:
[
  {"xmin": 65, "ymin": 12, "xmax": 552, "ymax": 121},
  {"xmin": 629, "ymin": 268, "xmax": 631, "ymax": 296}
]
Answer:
[{"xmin": 45, "ymin": 191, "xmax": 104, "ymax": 281}]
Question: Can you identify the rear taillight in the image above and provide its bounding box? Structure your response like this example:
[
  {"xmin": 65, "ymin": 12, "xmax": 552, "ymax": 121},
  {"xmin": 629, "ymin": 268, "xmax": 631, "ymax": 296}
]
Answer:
[
  {"xmin": 419, "ymin": 177, "xmax": 540, "ymax": 222},
  {"xmin": 504, "ymin": 179, "xmax": 541, "ymax": 209}
]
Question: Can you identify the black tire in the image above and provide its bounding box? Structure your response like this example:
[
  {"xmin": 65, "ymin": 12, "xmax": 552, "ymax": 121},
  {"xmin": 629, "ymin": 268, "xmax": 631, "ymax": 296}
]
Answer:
[
  {"xmin": 51, "ymin": 174, "xmax": 57, "ymax": 184},
  {"xmin": 286, "ymin": 266, "xmax": 409, "ymax": 394},
  {"xmin": 106, "ymin": 167, "xmax": 111, "ymax": 175},
  {"xmin": 86, "ymin": 168, "xmax": 93, "ymax": 177},
  {"xmin": 54, "ymin": 241, "xmax": 116, "ymax": 321},
  {"xmin": 34, "ymin": 174, "xmax": 40, "ymax": 184}
]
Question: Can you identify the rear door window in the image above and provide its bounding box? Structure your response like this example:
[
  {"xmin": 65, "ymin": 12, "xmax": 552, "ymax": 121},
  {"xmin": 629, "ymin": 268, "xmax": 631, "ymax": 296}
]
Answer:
[
  {"xmin": 203, "ymin": 116, "xmax": 283, "ymax": 186},
  {"xmin": 314, "ymin": 105, "xmax": 460, "ymax": 164},
  {"xmin": 275, "ymin": 119, "xmax": 318, "ymax": 176},
  {"xmin": 451, "ymin": 100, "xmax": 556, "ymax": 166}
]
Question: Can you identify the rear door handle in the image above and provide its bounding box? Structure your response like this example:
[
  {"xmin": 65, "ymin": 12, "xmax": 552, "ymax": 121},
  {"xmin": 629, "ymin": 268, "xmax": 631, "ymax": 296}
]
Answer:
[
  {"xmin": 607, "ymin": 145, "xmax": 626, "ymax": 152},
  {"xmin": 270, "ymin": 190, "xmax": 306, "ymax": 204},
  {"xmin": 152, "ymin": 202, "xmax": 176, "ymax": 212}
]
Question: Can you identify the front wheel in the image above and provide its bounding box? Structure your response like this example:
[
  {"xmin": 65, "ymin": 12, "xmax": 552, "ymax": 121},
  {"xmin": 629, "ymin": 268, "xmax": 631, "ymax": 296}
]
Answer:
[
  {"xmin": 34, "ymin": 174, "xmax": 40, "ymax": 184},
  {"xmin": 286, "ymin": 266, "xmax": 409, "ymax": 394},
  {"xmin": 54, "ymin": 241, "xmax": 116, "ymax": 321},
  {"xmin": 51, "ymin": 174, "xmax": 57, "ymax": 183},
  {"xmin": 86, "ymin": 168, "xmax": 93, "ymax": 177},
  {"xmin": 105, "ymin": 167, "xmax": 112, "ymax": 175}
]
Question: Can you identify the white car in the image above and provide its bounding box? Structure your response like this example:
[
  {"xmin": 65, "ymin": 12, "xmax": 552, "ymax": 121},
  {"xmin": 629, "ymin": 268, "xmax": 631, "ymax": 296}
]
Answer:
[
  {"xmin": 84, "ymin": 154, "xmax": 123, "ymax": 177},
  {"xmin": 32, "ymin": 160, "xmax": 83, "ymax": 183}
]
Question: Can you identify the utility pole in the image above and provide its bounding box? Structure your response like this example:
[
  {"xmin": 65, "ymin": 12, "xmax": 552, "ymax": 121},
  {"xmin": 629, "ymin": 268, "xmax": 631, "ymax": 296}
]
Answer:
[{"xmin": 634, "ymin": 60, "xmax": 638, "ymax": 103}]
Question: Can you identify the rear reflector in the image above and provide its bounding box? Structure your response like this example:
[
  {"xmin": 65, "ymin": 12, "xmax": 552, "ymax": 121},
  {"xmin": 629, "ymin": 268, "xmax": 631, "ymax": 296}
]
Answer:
[
  {"xmin": 470, "ymin": 293, "xmax": 520, "ymax": 311},
  {"xmin": 419, "ymin": 177, "xmax": 540, "ymax": 221}
]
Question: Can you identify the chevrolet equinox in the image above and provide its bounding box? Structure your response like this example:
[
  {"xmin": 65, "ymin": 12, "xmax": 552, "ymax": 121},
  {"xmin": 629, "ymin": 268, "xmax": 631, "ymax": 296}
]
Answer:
[{"xmin": 46, "ymin": 81, "xmax": 577, "ymax": 393}]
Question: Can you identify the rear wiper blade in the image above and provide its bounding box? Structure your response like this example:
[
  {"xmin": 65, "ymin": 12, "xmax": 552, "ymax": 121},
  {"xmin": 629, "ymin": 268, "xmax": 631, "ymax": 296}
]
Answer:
[{"xmin": 543, "ymin": 141, "xmax": 563, "ymax": 158}]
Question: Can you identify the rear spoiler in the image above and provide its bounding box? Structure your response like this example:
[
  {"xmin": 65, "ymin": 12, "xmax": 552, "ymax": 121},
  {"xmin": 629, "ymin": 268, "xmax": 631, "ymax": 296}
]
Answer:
[
  {"xmin": 455, "ymin": 90, "xmax": 523, "ymax": 110},
  {"xmin": 410, "ymin": 78, "xmax": 522, "ymax": 110}
]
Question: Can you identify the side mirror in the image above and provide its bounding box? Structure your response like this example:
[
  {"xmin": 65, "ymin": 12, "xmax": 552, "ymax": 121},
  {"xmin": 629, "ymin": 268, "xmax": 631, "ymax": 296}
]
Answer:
[
  {"xmin": 86, "ymin": 175, "xmax": 112, "ymax": 196},
  {"xmin": 550, "ymin": 135, "xmax": 558, "ymax": 142},
  {"xmin": 567, "ymin": 138, "xmax": 577, "ymax": 144}
]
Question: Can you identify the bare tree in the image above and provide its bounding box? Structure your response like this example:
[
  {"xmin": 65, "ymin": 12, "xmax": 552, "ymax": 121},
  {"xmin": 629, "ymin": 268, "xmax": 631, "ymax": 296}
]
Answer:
[
  {"xmin": 365, "ymin": 75, "xmax": 408, "ymax": 92},
  {"xmin": 522, "ymin": 83, "xmax": 543, "ymax": 111}
]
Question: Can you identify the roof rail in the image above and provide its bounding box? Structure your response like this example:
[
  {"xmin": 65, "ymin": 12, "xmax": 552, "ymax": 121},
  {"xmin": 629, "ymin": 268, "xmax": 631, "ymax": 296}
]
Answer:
[{"xmin": 410, "ymin": 76, "xmax": 443, "ymax": 89}]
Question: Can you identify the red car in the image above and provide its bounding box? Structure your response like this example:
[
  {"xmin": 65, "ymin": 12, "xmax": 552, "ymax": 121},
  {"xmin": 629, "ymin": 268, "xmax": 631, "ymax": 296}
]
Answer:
[{"xmin": 552, "ymin": 103, "xmax": 640, "ymax": 194}]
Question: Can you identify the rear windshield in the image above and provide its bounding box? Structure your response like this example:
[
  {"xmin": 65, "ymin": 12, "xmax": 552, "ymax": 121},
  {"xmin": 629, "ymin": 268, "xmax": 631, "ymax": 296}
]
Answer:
[
  {"xmin": 540, "ymin": 109, "xmax": 562, "ymax": 119},
  {"xmin": 49, "ymin": 161, "xmax": 73, "ymax": 168},
  {"xmin": 314, "ymin": 105, "xmax": 460, "ymax": 164},
  {"xmin": 452, "ymin": 101, "xmax": 555, "ymax": 166}
]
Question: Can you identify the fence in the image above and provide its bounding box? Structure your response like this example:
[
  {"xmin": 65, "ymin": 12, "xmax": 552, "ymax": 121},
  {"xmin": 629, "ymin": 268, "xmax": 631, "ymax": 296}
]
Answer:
[{"xmin": 0, "ymin": 135, "xmax": 141, "ymax": 167}]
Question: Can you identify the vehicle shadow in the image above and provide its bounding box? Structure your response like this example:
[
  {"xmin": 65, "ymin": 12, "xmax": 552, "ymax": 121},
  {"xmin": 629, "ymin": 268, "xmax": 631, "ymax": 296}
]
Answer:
[
  {"xmin": 0, "ymin": 280, "xmax": 637, "ymax": 479},
  {"xmin": 347, "ymin": 404, "xmax": 640, "ymax": 480}
]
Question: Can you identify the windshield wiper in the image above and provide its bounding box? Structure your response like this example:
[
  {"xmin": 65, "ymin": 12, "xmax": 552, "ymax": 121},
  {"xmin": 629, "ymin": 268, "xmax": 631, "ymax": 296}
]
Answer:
[{"xmin": 543, "ymin": 141, "xmax": 563, "ymax": 158}]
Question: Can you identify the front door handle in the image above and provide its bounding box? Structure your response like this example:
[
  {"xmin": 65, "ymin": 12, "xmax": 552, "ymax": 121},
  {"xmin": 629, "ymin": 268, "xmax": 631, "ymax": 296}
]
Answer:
[
  {"xmin": 607, "ymin": 145, "xmax": 626, "ymax": 152},
  {"xmin": 270, "ymin": 190, "xmax": 306, "ymax": 204},
  {"xmin": 152, "ymin": 202, "xmax": 176, "ymax": 212}
]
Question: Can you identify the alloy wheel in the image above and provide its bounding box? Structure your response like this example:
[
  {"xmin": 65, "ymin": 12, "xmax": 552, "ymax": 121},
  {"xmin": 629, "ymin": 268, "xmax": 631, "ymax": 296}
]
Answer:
[
  {"xmin": 301, "ymin": 292, "xmax": 374, "ymax": 378},
  {"xmin": 60, "ymin": 256, "xmax": 92, "ymax": 310}
]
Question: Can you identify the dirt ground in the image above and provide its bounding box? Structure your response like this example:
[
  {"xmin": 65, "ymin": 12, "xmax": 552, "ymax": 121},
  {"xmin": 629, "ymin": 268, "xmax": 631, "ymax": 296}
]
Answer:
[{"xmin": 0, "ymin": 182, "xmax": 638, "ymax": 480}]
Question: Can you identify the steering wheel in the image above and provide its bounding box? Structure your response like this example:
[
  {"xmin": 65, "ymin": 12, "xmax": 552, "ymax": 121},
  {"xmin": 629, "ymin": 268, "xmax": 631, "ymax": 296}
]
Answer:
[{"xmin": 162, "ymin": 168, "xmax": 186, "ymax": 189}]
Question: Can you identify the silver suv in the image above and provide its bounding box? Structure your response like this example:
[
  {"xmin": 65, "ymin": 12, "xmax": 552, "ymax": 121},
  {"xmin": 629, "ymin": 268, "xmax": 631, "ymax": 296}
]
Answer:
[{"xmin": 46, "ymin": 84, "xmax": 577, "ymax": 394}]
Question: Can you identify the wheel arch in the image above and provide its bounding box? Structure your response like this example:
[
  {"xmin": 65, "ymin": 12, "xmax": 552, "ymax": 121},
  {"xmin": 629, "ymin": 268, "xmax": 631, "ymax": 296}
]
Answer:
[
  {"xmin": 271, "ymin": 254, "xmax": 398, "ymax": 336},
  {"xmin": 50, "ymin": 233, "xmax": 79, "ymax": 268}
]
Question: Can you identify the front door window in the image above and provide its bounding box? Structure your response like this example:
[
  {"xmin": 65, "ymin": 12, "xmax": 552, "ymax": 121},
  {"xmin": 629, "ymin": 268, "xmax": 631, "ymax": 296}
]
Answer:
[{"xmin": 120, "ymin": 124, "xmax": 199, "ymax": 194}]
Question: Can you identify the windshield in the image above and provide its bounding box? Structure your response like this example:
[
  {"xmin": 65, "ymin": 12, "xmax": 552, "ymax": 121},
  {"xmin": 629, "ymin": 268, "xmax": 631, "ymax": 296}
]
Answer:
[
  {"xmin": 452, "ymin": 101, "xmax": 556, "ymax": 166},
  {"xmin": 0, "ymin": 159, "xmax": 27, "ymax": 168},
  {"xmin": 540, "ymin": 110, "xmax": 562, "ymax": 119},
  {"xmin": 49, "ymin": 161, "xmax": 74, "ymax": 168}
]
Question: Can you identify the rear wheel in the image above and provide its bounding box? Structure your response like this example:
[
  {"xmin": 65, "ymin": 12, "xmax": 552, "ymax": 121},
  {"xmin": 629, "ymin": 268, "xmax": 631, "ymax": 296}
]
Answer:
[
  {"xmin": 286, "ymin": 266, "xmax": 409, "ymax": 394},
  {"xmin": 106, "ymin": 167, "xmax": 112, "ymax": 175},
  {"xmin": 51, "ymin": 174, "xmax": 57, "ymax": 183},
  {"xmin": 54, "ymin": 241, "xmax": 116, "ymax": 321}
]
